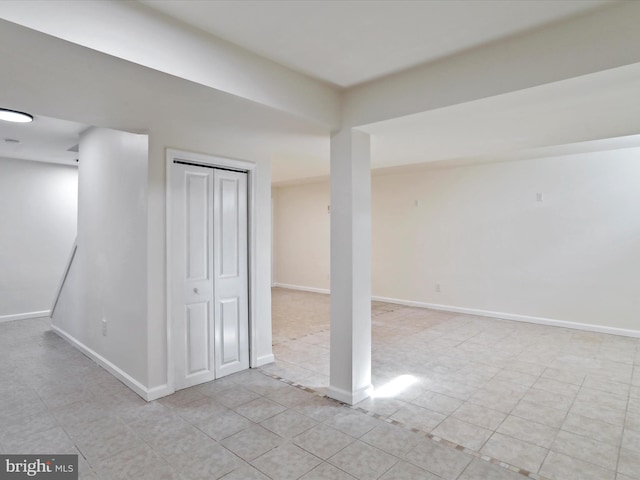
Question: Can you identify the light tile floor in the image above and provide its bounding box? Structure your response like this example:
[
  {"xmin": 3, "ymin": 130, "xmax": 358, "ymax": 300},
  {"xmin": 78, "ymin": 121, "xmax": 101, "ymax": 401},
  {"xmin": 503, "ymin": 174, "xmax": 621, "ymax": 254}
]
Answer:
[
  {"xmin": 268, "ymin": 288, "xmax": 640, "ymax": 480},
  {"xmin": 1, "ymin": 289, "xmax": 638, "ymax": 480},
  {"xmin": 1, "ymin": 314, "xmax": 524, "ymax": 480}
]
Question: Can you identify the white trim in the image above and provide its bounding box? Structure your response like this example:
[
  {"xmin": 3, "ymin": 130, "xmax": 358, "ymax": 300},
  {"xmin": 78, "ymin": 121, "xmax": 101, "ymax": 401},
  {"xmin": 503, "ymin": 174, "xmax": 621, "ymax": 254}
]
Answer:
[
  {"xmin": 247, "ymin": 164, "xmax": 258, "ymax": 369},
  {"xmin": 51, "ymin": 324, "xmax": 170, "ymax": 401},
  {"xmin": 328, "ymin": 383, "xmax": 373, "ymax": 405},
  {"xmin": 256, "ymin": 353, "xmax": 275, "ymax": 367},
  {"xmin": 166, "ymin": 148, "xmax": 258, "ymax": 394},
  {"xmin": 165, "ymin": 152, "xmax": 175, "ymax": 394},
  {"xmin": 168, "ymin": 148, "xmax": 258, "ymax": 173},
  {"xmin": 371, "ymin": 295, "xmax": 640, "ymax": 339},
  {"xmin": 273, "ymin": 283, "xmax": 330, "ymax": 295},
  {"xmin": 0, "ymin": 310, "xmax": 50, "ymax": 323},
  {"xmin": 146, "ymin": 384, "xmax": 174, "ymax": 402},
  {"xmin": 272, "ymin": 284, "xmax": 640, "ymax": 339}
]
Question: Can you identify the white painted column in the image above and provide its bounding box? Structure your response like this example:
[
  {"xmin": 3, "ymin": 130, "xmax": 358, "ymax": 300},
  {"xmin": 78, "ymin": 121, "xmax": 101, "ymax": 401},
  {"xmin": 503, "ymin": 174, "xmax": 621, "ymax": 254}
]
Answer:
[{"xmin": 329, "ymin": 128, "xmax": 372, "ymax": 405}]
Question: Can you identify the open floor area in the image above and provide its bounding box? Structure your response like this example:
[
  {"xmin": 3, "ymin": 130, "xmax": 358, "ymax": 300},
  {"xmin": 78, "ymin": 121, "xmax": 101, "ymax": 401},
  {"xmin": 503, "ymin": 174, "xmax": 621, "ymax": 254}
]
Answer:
[
  {"xmin": 0, "ymin": 289, "xmax": 638, "ymax": 480},
  {"xmin": 268, "ymin": 288, "xmax": 640, "ymax": 480},
  {"xmin": 0, "ymin": 316, "xmax": 527, "ymax": 480}
]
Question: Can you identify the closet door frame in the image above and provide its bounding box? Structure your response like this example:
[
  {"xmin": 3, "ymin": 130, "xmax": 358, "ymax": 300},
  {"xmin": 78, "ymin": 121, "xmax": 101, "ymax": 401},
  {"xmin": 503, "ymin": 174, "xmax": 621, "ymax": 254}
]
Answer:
[{"xmin": 166, "ymin": 148, "xmax": 257, "ymax": 394}]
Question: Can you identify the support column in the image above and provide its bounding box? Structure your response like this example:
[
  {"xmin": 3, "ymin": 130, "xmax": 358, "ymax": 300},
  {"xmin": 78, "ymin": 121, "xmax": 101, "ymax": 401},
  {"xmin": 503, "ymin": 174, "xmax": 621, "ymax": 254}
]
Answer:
[{"xmin": 328, "ymin": 128, "xmax": 372, "ymax": 405}]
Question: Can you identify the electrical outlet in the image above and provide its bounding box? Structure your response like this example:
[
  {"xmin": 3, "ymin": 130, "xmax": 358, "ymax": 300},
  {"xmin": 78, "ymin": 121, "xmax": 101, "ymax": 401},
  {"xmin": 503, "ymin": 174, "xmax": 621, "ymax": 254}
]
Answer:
[
  {"xmin": 101, "ymin": 318, "xmax": 107, "ymax": 336},
  {"xmin": 435, "ymin": 283, "xmax": 441, "ymax": 293}
]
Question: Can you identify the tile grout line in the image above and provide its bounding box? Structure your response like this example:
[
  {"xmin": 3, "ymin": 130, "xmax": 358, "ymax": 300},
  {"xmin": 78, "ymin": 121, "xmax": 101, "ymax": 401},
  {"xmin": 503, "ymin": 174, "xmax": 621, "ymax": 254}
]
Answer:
[
  {"xmin": 534, "ymin": 364, "xmax": 586, "ymax": 479},
  {"xmin": 480, "ymin": 363, "xmax": 544, "ymax": 456},
  {"xmin": 617, "ymin": 359, "xmax": 636, "ymax": 477},
  {"xmin": 258, "ymin": 368, "xmax": 552, "ymax": 480}
]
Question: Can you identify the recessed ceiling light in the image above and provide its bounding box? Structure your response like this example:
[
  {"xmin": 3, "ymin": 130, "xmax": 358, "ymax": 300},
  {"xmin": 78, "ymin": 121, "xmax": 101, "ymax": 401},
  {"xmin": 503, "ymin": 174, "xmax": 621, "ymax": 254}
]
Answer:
[{"xmin": 0, "ymin": 108, "xmax": 33, "ymax": 123}]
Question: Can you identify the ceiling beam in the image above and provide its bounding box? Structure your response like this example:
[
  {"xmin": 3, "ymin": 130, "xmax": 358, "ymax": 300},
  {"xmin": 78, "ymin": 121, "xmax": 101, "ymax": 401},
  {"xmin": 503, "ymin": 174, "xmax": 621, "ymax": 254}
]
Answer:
[
  {"xmin": 0, "ymin": 0, "xmax": 341, "ymax": 128},
  {"xmin": 344, "ymin": 1, "xmax": 640, "ymax": 128}
]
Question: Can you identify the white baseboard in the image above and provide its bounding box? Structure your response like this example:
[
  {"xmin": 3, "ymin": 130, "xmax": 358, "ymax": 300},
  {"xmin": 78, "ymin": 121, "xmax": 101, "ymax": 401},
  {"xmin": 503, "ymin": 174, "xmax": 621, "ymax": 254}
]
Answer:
[
  {"xmin": 272, "ymin": 284, "xmax": 640, "ymax": 339},
  {"xmin": 146, "ymin": 384, "xmax": 174, "ymax": 401},
  {"xmin": 328, "ymin": 383, "xmax": 373, "ymax": 405},
  {"xmin": 273, "ymin": 283, "xmax": 330, "ymax": 295},
  {"xmin": 51, "ymin": 324, "xmax": 170, "ymax": 401},
  {"xmin": 256, "ymin": 353, "xmax": 275, "ymax": 367},
  {"xmin": 371, "ymin": 295, "xmax": 640, "ymax": 339},
  {"xmin": 0, "ymin": 310, "xmax": 51, "ymax": 323}
]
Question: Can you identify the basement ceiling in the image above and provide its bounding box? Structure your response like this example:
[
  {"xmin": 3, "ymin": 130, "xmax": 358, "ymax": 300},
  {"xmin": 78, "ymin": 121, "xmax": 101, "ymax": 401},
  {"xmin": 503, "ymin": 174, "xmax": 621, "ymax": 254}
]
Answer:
[
  {"xmin": 0, "ymin": 1, "xmax": 632, "ymax": 182},
  {"xmin": 272, "ymin": 62, "xmax": 640, "ymax": 184},
  {"xmin": 362, "ymin": 62, "xmax": 640, "ymax": 169},
  {"xmin": 138, "ymin": 0, "xmax": 615, "ymax": 87},
  {"xmin": 0, "ymin": 114, "xmax": 86, "ymax": 165}
]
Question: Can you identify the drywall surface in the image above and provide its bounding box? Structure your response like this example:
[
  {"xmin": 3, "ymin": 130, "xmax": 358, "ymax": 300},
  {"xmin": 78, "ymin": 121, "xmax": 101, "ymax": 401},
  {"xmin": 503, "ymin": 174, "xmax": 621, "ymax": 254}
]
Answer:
[
  {"xmin": 51, "ymin": 127, "xmax": 149, "ymax": 385},
  {"xmin": 0, "ymin": 19, "xmax": 321, "ymax": 392},
  {"xmin": 0, "ymin": 1, "xmax": 339, "ymax": 127},
  {"xmin": 273, "ymin": 181, "xmax": 330, "ymax": 291},
  {"xmin": 344, "ymin": 1, "xmax": 640, "ymax": 127},
  {"xmin": 274, "ymin": 148, "xmax": 640, "ymax": 332},
  {"xmin": 0, "ymin": 157, "xmax": 77, "ymax": 319}
]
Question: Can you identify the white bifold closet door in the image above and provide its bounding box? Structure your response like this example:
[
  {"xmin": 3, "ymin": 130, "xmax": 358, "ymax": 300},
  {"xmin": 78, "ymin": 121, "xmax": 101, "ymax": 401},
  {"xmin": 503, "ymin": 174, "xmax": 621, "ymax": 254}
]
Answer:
[{"xmin": 171, "ymin": 162, "xmax": 249, "ymax": 391}]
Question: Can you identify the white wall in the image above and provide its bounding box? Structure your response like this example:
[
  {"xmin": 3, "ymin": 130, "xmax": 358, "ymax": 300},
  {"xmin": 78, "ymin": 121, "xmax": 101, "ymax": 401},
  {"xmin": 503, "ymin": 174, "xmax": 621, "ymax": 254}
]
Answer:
[
  {"xmin": 51, "ymin": 128, "xmax": 149, "ymax": 386},
  {"xmin": 273, "ymin": 182, "xmax": 331, "ymax": 291},
  {"xmin": 0, "ymin": 19, "xmax": 308, "ymax": 395},
  {"xmin": 274, "ymin": 148, "xmax": 640, "ymax": 334},
  {"xmin": 0, "ymin": 157, "xmax": 77, "ymax": 320}
]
